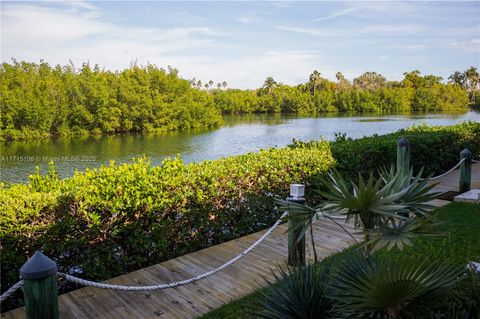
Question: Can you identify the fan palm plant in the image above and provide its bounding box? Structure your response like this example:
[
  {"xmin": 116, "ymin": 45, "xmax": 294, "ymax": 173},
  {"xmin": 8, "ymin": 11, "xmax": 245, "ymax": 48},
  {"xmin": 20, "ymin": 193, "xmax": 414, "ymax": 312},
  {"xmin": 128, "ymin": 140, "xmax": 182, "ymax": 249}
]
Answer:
[
  {"xmin": 333, "ymin": 253, "xmax": 463, "ymax": 318},
  {"xmin": 258, "ymin": 263, "xmax": 335, "ymax": 319},
  {"xmin": 276, "ymin": 167, "xmax": 442, "ymax": 257}
]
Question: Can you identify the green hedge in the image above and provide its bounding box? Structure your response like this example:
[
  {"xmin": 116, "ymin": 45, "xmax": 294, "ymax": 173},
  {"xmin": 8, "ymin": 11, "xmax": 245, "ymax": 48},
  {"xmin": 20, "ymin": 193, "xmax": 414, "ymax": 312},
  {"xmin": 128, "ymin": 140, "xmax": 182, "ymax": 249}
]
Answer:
[
  {"xmin": 1, "ymin": 122, "xmax": 479, "ymax": 301},
  {"xmin": 0, "ymin": 145, "xmax": 334, "ymax": 294},
  {"xmin": 292, "ymin": 121, "xmax": 480, "ymax": 178}
]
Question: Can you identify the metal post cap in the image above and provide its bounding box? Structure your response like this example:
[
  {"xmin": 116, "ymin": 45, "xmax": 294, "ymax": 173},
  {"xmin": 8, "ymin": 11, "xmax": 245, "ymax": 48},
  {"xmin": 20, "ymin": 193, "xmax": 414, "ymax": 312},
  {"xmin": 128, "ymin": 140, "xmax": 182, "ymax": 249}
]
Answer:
[
  {"xmin": 20, "ymin": 251, "xmax": 57, "ymax": 280},
  {"xmin": 289, "ymin": 184, "xmax": 305, "ymax": 199},
  {"xmin": 460, "ymin": 148, "xmax": 472, "ymax": 159},
  {"xmin": 397, "ymin": 137, "xmax": 410, "ymax": 147}
]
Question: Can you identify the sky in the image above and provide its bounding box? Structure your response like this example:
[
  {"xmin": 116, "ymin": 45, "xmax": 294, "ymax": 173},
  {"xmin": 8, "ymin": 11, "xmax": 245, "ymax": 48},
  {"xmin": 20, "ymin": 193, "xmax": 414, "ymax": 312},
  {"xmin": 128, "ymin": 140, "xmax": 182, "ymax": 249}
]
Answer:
[{"xmin": 1, "ymin": 0, "xmax": 479, "ymax": 89}]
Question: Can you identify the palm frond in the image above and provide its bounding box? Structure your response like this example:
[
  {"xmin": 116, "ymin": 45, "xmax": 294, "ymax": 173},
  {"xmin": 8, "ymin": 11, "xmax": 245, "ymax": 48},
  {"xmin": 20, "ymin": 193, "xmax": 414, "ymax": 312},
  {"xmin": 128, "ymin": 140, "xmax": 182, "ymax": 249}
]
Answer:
[
  {"xmin": 276, "ymin": 165, "xmax": 443, "ymax": 257},
  {"xmin": 258, "ymin": 264, "xmax": 335, "ymax": 319},
  {"xmin": 333, "ymin": 254, "xmax": 464, "ymax": 318},
  {"xmin": 363, "ymin": 218, "xmax": 445, "ymax": 252}
]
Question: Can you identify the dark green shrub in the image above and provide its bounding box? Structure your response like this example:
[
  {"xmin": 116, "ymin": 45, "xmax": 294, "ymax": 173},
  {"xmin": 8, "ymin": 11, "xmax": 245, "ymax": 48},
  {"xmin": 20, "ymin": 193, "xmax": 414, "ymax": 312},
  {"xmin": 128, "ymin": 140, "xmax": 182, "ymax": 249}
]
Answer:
[
  {"xmin": 258, "ymin": 264, "xmax": 335, "ymax": 319},
  {"xmin": 291, "ymin": 121, "xmax": 480, "ymax": 178},
  {"xmin": 0, "ymin": 144, "xmax": 334, "ymax": 295},
  {"xmin": 439, "ymin": 268, "xmax": 480, "ymax": 319}
]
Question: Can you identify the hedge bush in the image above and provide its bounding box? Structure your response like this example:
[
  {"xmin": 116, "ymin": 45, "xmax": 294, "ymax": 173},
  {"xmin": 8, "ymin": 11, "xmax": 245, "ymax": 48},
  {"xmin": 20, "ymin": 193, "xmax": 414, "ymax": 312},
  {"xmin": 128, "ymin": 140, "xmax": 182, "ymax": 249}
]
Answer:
[
  {"xmin": 292, "ymin": 121, "xmax": 480, "ymax": 178},
  {"xmin": 1, "ymin": 122, "xmax": 479, "ymax": 302},
  {"xmin": 0, "ymin": 145, "xmax": 334, "ymax": 294}
]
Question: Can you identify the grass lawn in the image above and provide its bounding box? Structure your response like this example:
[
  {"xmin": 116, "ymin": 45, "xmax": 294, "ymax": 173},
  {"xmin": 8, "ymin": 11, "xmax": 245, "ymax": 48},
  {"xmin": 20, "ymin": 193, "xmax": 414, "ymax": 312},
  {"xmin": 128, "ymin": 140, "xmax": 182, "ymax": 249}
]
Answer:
[{"xmin": 199, "ymin": 202, "xmax": 480, "ymax": 319}]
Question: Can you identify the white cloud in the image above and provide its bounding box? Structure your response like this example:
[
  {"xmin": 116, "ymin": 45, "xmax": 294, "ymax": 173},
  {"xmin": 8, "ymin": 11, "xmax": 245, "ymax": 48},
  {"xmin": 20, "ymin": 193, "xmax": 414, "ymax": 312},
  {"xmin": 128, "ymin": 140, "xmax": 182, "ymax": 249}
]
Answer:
[
  {"xmin": 314, "ymin": 7, "xmax": 357, "ymax": 22},
  {"xmin": 1, "ymin": 2, "xmax": 338, "ymax": 88},
  {"xmin": 363, "ymin": 24, "xmax": 424, "ymax": 35},
  {"xmin": 448, "ymin": 38, "xmax": 480, "ymax": 52},
  {"xmin": 275, "ymin": 26, "xmax": 326, "ymax": 36},
  {"xmin": 276, "ymin": 23, "xmax": 425, "ymax": 38},
  {"xmin": 238, "ymin": 15, "xmax": 258, "ymax": 25},
  {"xmin": 1, "ymin": 3, "xmax": 223, "ymax": 70},
  {"xmin": 392, "ymin": 44, "xmax": 429, "ymax": 51}
]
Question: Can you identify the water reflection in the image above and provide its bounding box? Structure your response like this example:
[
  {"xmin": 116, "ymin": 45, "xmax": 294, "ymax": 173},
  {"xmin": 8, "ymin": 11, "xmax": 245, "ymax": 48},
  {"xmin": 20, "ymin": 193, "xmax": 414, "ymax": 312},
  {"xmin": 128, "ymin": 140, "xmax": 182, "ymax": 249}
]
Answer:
[{"xmin": 1, "ymin": 111, "xmax": 479, "ymax": 184}]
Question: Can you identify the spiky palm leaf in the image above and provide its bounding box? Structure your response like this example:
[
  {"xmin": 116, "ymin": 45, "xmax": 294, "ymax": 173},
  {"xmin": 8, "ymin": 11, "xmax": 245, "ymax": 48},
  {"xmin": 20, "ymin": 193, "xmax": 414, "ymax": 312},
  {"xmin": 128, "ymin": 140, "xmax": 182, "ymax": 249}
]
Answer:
[
  {"xmin": 333, "ymin": 254, "xmax": 463, "ymax": 318},
  {"xmin": 319, "ymin": 170, "xmax": 408, "ymax": 221},
  {"xmin": 379, "ymin": 166, "xmax": 441, "ymax": 218},
  {"xmin": 258, "ymin": 264, "xmax": 335, "ymax": 319},
  {"xmin": 275, "ymin": 167, "xmax": 442, "ymax": 256},
  {"xmin": 362, "ymin": 218, "xmax": 445, "ymax": 252}
]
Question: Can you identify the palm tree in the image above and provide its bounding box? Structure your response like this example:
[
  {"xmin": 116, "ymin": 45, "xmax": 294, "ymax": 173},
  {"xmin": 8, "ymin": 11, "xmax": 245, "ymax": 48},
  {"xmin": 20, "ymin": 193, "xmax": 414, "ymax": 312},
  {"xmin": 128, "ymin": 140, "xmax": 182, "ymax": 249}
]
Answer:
[
  {"xmin": 464, "ymin": 66, "xmax": 479, "ymax": 103},
  {"xmin": 262, "ymin": 77, "xmax": 278, "ymax": 95},
  {"xmin": 354, "ymin": 72, "xmax": 386, "ymax": 90},
  {"xmin": 335, "ymin": 71, "xmax": 350, "ymax": 90},
  {"xmin": 276, "ymin": 167, "xmax": 441, "ymax": 257},
  {"xmin": 448, "ymin": 71, "xmax": 466, "ymax": 87},
  {"xmin": 309, "ymin": 70, "xmax": 322, "ymax": 95},
  {"xmin": 222, "ymin": 81, "xmax": 227, "ymax": 89}
]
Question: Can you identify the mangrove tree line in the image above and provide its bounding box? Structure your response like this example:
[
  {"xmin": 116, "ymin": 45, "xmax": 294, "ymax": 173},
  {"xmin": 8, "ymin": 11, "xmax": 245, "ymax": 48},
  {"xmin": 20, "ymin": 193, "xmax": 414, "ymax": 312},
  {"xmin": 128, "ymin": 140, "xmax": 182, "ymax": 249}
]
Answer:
[{"xmin": 0, "ymin": 60, "xmax": 475, "ymax": 141}]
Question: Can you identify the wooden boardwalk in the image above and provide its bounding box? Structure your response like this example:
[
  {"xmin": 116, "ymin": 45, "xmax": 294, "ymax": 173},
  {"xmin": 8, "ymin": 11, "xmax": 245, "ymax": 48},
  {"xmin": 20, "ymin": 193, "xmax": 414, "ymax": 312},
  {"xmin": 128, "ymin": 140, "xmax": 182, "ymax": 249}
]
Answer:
[
  {"xmin": 429, "ymin": 163, "xmax": 480, "ymax": 207},
  {"xmin": 3, "ymin": 164, "xmax": 479, "ymax": 319}
]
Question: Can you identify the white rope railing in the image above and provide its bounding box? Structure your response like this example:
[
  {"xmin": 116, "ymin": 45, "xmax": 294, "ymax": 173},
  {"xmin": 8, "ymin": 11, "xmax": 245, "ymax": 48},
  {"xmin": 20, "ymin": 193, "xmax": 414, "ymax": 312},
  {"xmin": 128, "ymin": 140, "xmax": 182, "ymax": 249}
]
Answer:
[
  {"xmin": 418, "ymin": 158, "xmax": 465, "ymax": 181},
  {"xmin": 0, "ymin": 280, "xmax": 23, "ymax": 304},
  {"xmin": 473, "ymin": 159, "xmax": 480, "ymax": 163},
  {"xmin": 59, "ymin": 211, "xmax": 288, "ymax": 291}
]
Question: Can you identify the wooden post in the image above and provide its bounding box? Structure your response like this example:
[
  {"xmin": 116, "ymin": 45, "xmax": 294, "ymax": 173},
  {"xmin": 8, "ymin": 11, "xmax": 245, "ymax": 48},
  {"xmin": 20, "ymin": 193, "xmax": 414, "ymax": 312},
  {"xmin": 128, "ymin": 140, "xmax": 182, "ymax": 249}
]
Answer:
[
  {"xmin": 396, "ymin": 137, "xmax": 410, "ymax": 181},
  {"xmin": 459, "ymin": 148, "xmax": 472, "ymax": 193},
  {"xmin": 20, "ymin": 251, "xmax": 59, "ymax": 319},
  {"xmin": 287, "ymin": 184, "xmax": 306, "ymax": 267}
]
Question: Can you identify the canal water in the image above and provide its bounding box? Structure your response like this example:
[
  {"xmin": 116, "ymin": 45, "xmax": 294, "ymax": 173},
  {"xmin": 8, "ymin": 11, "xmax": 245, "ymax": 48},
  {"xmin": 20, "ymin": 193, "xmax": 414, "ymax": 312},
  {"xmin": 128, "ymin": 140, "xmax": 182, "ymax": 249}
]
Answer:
[{"xmin": 1, "ymin": 111, "xmax": 479, "ymax": 184}]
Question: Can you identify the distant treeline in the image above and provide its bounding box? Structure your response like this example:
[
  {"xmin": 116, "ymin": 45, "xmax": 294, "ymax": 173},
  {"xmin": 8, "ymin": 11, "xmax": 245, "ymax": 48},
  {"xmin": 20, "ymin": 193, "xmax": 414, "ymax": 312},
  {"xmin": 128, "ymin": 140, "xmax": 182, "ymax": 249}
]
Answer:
[
  {"xmin": 214, "ymin": 70, "xmax": 474, "ymax": 114},
  {"xmin": 0, "ymin": 61, "xmax": 476, "ymax": 141}
]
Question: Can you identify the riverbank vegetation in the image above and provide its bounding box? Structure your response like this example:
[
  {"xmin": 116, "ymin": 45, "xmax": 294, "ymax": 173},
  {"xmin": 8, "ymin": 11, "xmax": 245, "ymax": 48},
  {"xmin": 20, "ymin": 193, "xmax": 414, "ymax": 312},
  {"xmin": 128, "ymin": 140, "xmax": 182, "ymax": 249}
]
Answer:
[
  {"xmin": 0, "ymin": 61, "xmax": 222, "ymax": 141},
  {"xmin": 214, "ymin": 69, "xmax": 471, "ymax": 114},
  {"xmin": 1, "ymin": 60, "xmax": 476, "ymax": 141},
  {"xmin": 1, "ymin": 122, "xmax": 479, "ymax": 306}
]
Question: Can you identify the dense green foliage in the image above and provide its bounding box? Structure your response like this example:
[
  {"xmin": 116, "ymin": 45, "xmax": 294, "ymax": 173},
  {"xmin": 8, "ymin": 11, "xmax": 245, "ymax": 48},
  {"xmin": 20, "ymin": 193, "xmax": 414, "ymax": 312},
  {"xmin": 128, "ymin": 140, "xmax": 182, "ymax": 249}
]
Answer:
[
  {"xmin": 291, "ymin": 121, "xmax": 480, "ymax": 178},
  {"xmin": 200, "ymin": 202, "xmax": 480, "ymax": 319},
  {"xmin": 0, "ymin": 61, "xmax": 471, "ymax": 141},
  {"xmin": 214, "ymin": 70, "xmax": 469, "ymax": 114},
  {"xmin": 1, "ymin": 123, "xmax": 478, "ymax": 310},
  {"xmin": 0, "ymin": 144, "xmax": 334, "ymax": 295},
  {"xmin": 0, "ymin": 61, "xmax": 222, "ymax": 141},
  {"xmin": 448, "ymin": 66, "xmax": 480, "ymax": 105}
]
